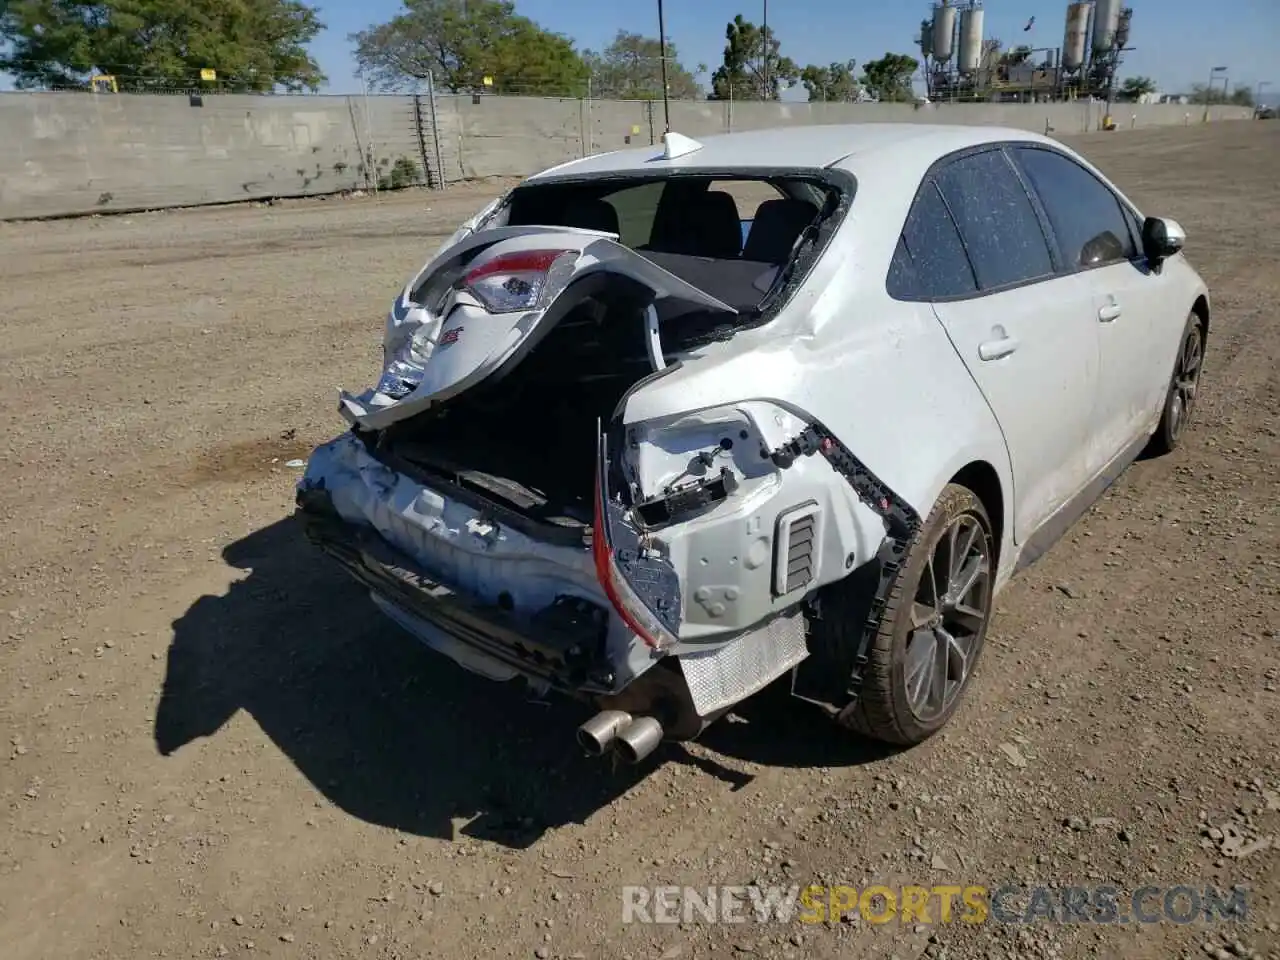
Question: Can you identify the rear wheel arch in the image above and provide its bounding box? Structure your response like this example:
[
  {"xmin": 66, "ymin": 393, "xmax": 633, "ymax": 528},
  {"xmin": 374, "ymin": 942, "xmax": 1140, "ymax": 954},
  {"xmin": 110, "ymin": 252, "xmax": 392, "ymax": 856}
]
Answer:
[
  {"xmin": 1191, "ymin": 294, "xmax": 1210, "ymax": 337},
  {"xmin": 949, "ymin": 460, "xmax": 1005, "ymax": 568}
]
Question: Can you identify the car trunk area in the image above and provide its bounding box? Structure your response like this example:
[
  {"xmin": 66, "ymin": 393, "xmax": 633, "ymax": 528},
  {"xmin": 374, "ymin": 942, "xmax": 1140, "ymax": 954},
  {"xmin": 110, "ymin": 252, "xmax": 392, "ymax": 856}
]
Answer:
[
  {"xmin": 367, "ymin": 171, "xmax": 845, "ymax": 534},
  {"xmin": 377, "ymin": 287, "xmax": 681, "ymax": 531}
]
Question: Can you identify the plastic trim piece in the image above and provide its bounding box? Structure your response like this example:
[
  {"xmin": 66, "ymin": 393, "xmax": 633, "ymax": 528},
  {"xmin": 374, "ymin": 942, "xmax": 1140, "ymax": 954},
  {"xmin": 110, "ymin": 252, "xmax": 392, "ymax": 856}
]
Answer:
[{"xmin": 768, "ymin": 424, "xmax": 923, "ymax": 708}]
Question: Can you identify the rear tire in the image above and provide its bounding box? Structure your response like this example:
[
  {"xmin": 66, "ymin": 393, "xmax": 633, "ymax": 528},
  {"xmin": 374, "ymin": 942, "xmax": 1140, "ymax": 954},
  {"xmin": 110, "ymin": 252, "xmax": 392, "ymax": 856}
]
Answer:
[
  {"xmin": 1146, "ymin": 312, "xmax": 1204, "ymax": 456},
  {"xmin": 834, "ymin": 484, "xmax": 995, "ymax": 746}
]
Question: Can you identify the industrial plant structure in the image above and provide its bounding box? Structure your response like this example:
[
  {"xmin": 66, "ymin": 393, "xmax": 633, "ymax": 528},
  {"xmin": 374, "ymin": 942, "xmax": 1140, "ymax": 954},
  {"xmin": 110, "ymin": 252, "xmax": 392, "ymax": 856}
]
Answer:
[{"xmin": 918, "ymin": 0, "xmax": 1134, "ymax": 103}]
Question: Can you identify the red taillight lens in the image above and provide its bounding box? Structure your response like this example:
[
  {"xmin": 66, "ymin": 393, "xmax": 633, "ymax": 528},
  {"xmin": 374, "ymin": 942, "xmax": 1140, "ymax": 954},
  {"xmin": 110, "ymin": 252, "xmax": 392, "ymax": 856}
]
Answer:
[
  {"xmin": 463, "ymin": 248, "xmax": 576, "ymax": 313},
  {"xmin": 592, "ymin": 436, "xmax": 679, "ymax": 652}
]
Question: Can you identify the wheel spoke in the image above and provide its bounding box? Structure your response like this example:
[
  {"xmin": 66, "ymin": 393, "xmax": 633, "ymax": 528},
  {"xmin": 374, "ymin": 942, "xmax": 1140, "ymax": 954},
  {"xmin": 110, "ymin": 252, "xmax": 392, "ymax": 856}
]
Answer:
[
  {"xmin": 1182, "ymin": 335, "xmax": 1201, "ymax": 377},
  {"xmin": 929, "ymin": 630, "xmax": 949, "ymax": 706},
  {"xmin": 921, "ymin": 553, "xmax": 941, "ymax": 610},
  {"xmin": 948, "ymin": 553, "xmax": 986, "ymax": 607},
  {"xmin": 910, "ymin": 601, "xmax": 937, "ymax": 629},
  {"xmin": 939, "ymin": 626, "xmax": 968, "ymax": 684},
  {"xmin": 949, "ymin": 600, "xmax": 987, "ymax": 635},
  {"xmin": 904, "ymin": 631, "xmax": 935, "ymax": 708},
  {"xmin": 949, "ymin": 520, "xmax": 979, "ymax": 585}
]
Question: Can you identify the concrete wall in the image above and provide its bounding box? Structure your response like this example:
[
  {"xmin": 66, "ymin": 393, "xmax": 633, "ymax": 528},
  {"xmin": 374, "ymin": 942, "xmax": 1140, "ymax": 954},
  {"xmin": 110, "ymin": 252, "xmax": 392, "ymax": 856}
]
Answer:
[
  {"xmin": 435, "ymin": 97, "xmax": 1253, "ymax": 179},
  {"xmin": 0, "ymin": 90, "xmax": 1254, "ymax": 219},
  {"xmin": 0, "ymin": 91, "xmax": 430, "ymax": 218}
]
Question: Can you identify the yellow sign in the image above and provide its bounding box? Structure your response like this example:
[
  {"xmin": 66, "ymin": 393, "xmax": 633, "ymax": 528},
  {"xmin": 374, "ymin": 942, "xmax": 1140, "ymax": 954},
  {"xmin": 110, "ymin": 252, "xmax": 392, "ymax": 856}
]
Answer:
[
  {"xmin": 631, "ymin": 125, "xmax": 641, "ymax": 134},
  {"xmin": 200, "ymin": 68, "xmax": 217, "ymax": 82},
  {"xmin": 482, "ymin": 75, "xmax": 494, "ymax": 87}
]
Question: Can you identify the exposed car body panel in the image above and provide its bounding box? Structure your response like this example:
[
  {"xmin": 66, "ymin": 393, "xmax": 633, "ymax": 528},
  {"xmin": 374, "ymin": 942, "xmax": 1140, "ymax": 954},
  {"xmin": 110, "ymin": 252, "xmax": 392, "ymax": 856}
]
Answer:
[{"xmin": 341, "ymin": 228, "xmax": 738, "ymax": 432}]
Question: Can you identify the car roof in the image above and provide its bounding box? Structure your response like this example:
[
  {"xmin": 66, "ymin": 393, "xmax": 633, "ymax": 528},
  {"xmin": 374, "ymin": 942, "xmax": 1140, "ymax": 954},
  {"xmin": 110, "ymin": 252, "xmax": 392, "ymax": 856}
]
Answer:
[{"xmin": 525, "ymin": 123, "xmax": 1061, "ymax": 181}]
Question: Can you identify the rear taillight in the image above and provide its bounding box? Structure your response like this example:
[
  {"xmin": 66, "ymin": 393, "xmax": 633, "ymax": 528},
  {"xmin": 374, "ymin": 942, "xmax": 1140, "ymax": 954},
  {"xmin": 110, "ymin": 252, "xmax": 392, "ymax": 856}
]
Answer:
[
  {"xmin": 593, "ymin": 433, "xmax": 679, "ymax": 652},
  {"xmin": 463, "ymin": 249, "xmax": 577, "ymax": 313}
]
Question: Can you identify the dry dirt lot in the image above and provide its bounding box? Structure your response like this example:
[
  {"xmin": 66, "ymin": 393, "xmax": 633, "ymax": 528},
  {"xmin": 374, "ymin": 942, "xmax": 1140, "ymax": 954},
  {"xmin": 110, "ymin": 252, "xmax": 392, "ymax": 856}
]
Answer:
[{"xmin": 1, "ymin": 122, "xmax": 1277, "ymax": 960}]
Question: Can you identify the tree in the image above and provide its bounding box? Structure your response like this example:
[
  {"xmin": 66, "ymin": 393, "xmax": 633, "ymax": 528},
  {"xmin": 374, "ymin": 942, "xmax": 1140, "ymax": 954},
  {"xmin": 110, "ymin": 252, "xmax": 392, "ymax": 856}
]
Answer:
[
  {"xmin": 352, "ymin": 0, "xmax": 588, "ymax": 95},
  {"xmin": 800, "ymin": 60, "xmax": 859, "ymax": 102},
  {"xmin": 0, "ymin": 0, "xmax": 324, "ymax": 91},
  {"xmin": 1120, "ymin": 76, "xmax": 1157, "ymax": 100},
  {"xmin": 859, "ymin": 52, "xmax": 919, "ymax": 103},
  {"xmin": 708, "ymin": 14, "xmax": 798, "ymax": 101},
  {"xmin": 582, "ymin": 30, "xmax": 700, "ymax": 100},
  {"xmin": 1229, "ymin": 84, "xmax": 1255, "ymax": 107},
  {"xmin": 1190, "ymin": 82, "xmax": 1253, "ymax": 106}
]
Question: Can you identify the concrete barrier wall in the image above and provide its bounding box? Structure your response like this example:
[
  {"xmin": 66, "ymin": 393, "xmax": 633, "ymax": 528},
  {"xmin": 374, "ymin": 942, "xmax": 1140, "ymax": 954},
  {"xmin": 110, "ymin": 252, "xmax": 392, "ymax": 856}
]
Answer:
[
  {"xmin": 0, "ymin": 92, "xmax": 428, "ymax": 218},
  {"xmin": 0, "ymin": 90, "xmax": 1254, "ymax": 219}
]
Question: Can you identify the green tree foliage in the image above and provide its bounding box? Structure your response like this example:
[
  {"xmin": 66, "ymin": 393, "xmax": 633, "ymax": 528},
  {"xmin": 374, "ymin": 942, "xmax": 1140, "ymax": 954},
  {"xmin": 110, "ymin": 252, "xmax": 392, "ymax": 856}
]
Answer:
[
  {"xmin": 859, "ymin": 52, "xmax": 920, "ymax": 103},
  {"xmin": 0, "ymin": 0, "xmax": 324, "ymax": 91},
  {"xmin": 1190, "ymin": 82, "xmax": 1254, "ymax": 106},
  {"xmin": 799, "ymin": 60, "xmax": 859, "ymax": 102},
  {"xmin": 352, "ymin": 0, "xmax": 588, "ymax": 95},
  {"xmin": 709, "ymin": 14, "xmax": 798, "ymax": 101},
  {"xmin": 1120, "ymin": 76, "xmax": 1157, "ymax": 100},
  {"xmin": 582, "ymin": 30, "xmax": 701, "ymax": 100},
  {"xmin": 1229, "ymin": 85, "xmax": 1255, "ymax": 107}
]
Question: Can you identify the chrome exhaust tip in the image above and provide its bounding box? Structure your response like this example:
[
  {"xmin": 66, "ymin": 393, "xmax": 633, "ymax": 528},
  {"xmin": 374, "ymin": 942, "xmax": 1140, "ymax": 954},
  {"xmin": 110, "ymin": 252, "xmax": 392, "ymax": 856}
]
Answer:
[
  {"xmin": 576, "ymin": 710, "xmax": 632, "ymax": 756},
  {"xmin": 614, "ymin": 716, "xmax": 664, "ymax": 764}
]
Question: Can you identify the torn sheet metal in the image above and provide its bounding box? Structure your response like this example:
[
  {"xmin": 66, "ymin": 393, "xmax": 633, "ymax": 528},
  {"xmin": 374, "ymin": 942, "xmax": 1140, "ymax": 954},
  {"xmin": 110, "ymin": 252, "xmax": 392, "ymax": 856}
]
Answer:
[{"xmin": 342, "ymin": 228, "xmax": 738, "ymax": 432}]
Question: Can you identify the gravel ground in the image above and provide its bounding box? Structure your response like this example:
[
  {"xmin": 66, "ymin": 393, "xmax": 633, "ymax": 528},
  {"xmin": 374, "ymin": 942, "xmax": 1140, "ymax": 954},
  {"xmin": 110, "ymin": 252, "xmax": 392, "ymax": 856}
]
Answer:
[{"xmin": 1, "ymin": 122, "xmax": 1277, "ymax": 960}]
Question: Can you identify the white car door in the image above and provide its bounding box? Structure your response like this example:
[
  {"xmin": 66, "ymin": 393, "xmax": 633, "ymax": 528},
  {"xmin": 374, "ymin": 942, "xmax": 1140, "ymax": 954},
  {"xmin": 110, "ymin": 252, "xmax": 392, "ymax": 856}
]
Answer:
[
  {"xmin": 1011, "ymin": 146, "xmax": 1169, "ymax": 459},
  {"xmin": 893, "ymin": 148, "xmax": 1101, "ymax": 541}
]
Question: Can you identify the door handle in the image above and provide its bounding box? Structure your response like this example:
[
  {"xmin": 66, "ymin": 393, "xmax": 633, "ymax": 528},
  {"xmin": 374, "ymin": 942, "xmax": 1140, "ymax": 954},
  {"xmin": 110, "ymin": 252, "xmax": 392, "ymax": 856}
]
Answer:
[
  {"xmin": 1098, "ymin": 302, "xmax": 1123, "ymax": 322},
  {"xmin": 978, "ymin": 337, "xmax": 1019, "ymax": 361}
]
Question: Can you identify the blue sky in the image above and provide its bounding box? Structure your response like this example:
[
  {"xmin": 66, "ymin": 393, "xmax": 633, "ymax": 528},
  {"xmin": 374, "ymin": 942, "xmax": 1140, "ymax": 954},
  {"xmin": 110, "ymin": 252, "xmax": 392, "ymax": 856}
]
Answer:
[{"xmin": 311, "ymin": 0, "xmax": 1278, "ymax": 101}]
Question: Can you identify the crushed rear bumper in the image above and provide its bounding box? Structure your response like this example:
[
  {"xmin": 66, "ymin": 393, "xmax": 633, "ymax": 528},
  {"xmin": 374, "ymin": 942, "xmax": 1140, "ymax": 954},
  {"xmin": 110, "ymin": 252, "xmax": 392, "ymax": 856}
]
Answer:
[{"xmin": 296, "ymin": 486, "xmax": 619, "ymax": 694}]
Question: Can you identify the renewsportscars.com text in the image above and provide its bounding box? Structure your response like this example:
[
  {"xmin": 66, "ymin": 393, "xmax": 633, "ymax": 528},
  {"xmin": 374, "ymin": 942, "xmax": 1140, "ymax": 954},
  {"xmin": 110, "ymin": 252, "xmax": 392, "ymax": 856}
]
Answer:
[{"xmin": 621, "ymin": 884, "xmax": 1249, "ymax": 926}]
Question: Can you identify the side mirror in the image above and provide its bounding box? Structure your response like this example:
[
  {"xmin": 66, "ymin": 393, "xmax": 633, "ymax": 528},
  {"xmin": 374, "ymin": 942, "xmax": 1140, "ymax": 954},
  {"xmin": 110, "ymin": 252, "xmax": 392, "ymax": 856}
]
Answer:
[{"xmin": 1141, "ymin": 216, "xmax": 1186, "ymax": 267}]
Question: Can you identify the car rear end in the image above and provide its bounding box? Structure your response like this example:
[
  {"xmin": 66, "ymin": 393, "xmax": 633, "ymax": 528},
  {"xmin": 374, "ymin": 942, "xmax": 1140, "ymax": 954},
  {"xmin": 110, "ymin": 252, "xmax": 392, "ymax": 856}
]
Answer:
[{"xmin": 296, "ymin": 154, "xmax": 859, "ymax": 759}]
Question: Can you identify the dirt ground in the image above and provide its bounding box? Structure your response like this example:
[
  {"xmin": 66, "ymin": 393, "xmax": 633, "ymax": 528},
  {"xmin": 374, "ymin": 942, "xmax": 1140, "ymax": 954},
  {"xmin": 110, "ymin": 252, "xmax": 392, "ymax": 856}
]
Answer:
[{"xmin": 1, "ymin": 122, "xmax": 1277, "ymax": 960}]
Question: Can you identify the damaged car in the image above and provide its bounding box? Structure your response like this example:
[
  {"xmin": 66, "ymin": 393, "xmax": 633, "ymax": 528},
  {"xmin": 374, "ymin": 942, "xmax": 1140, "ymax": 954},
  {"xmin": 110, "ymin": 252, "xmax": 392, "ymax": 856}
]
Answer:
[{"xmin": 296, "ymin": 124, "xmax": 1210, "ymax": 758}]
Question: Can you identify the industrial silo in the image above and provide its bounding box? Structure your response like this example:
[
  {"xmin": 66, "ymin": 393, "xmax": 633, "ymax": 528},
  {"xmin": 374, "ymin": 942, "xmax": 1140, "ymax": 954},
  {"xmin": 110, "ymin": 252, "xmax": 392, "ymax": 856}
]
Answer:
[
  {"xmin": 958, "ymin": 5, "xmax": 985, "ymax": 75},
  {"xmin": 919, "ymin": 19, "xmax": 934, "ymax": 60},
  {"xmin": 1092, "ymin": 0, "xmax": 1122, "ymax": 53},
  {"xmin": 1062, "ymin": 1, "xmax": 1091, "ymax": 70},
  {"xmin": 932, "ymin": 2, "xmax": 957, "ymax": 63},
  {"xmin": 1115, "ymin": 7, "xmax": 1132, "ymax": 49}
]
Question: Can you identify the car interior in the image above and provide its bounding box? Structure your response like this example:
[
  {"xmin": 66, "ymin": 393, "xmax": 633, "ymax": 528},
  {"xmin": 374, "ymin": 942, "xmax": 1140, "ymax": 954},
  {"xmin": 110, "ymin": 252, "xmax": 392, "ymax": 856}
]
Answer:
[{"xmin": 504, "ymin": 176, "xmax": 827, "ymax": 312}]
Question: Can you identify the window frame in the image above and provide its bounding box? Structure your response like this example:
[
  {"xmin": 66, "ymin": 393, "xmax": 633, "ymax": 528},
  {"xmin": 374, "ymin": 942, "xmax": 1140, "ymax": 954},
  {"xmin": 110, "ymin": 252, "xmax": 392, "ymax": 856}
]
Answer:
[
  {"xmin": 1007, "ymin": 144, "xmax": 1147, "ymax": 276},
  {"xmin": 886, "ymin": 142, "xmax": 1063, "ymax": 304}
]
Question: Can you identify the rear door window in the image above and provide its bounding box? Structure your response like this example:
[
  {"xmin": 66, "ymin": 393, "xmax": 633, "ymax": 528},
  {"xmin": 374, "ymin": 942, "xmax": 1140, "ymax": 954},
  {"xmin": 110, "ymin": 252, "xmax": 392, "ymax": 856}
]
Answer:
[
  {"xmin": 889, "ymin": 181, "xmax": 978, "ymax": 300},
  {"xmin": 1013, "ymin": 147, "xmax": 1138, "ymax": 268},
  {"xmin": 934, "ymin": 149, "xmax": 1055, "ymax": 290}
]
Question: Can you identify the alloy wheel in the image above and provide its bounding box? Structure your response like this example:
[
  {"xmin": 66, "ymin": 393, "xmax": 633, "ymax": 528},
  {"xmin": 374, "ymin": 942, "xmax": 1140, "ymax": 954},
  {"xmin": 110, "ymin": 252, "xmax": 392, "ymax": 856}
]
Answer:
[
  {"xmin": 902, "ymin": 514, "xmax": 992, "ymax": 722},
  {"xmin": 1168, "ymin": 325, "xmax": 1203, "ymax": 442}
]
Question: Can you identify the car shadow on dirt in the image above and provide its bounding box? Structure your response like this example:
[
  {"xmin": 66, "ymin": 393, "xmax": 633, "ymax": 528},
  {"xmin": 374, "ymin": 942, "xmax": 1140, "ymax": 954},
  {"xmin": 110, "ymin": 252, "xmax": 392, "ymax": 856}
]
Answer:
[{"xmin": 155, "ymin": 516, "xmax": 891, "ymax": 848}]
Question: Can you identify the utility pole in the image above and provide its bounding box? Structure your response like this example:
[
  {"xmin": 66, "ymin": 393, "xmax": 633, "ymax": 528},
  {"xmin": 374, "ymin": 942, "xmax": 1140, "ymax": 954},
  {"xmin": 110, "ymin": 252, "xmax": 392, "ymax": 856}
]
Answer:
[
  {"xmin": 1204, "ymin": 65, "xmax": 1226, "ymax": 122},
  {"xmin": 657, "ymin": 0, "xmax": 670, "ymax": 133},
  {"xmin": 762, "ymin": 0, "xmax": 769, "ymax": 100}
]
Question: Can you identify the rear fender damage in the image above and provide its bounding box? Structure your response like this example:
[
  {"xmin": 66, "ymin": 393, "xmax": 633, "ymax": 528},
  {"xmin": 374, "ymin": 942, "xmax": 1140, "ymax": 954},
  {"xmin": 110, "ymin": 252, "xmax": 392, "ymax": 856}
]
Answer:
[{"xmin": 594, "ymin": 396, "xmax": 924, "ymax": 719}]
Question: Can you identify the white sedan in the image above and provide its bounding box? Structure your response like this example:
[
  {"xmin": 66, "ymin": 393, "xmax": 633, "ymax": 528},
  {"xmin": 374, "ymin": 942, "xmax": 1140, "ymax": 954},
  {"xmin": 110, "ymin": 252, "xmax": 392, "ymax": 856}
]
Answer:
[{"xmin": 297, "ymin": 124, "xmax": 1209, "ymax": 758}]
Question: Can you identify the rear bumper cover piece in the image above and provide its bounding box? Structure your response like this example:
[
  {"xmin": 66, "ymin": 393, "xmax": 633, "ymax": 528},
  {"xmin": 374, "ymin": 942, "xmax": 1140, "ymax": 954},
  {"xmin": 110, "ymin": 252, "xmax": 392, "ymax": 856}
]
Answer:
[{"xmin": 298, "ymin": 487, "xmax": 616, "ymax": 692}]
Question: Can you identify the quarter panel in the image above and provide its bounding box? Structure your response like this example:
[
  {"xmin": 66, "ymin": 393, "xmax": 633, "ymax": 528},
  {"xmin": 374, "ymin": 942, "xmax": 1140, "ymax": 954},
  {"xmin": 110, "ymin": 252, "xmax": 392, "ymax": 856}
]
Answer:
[{"xmin": 621, "ymin": 297, "xmax": 1013, "ymax": 564}]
